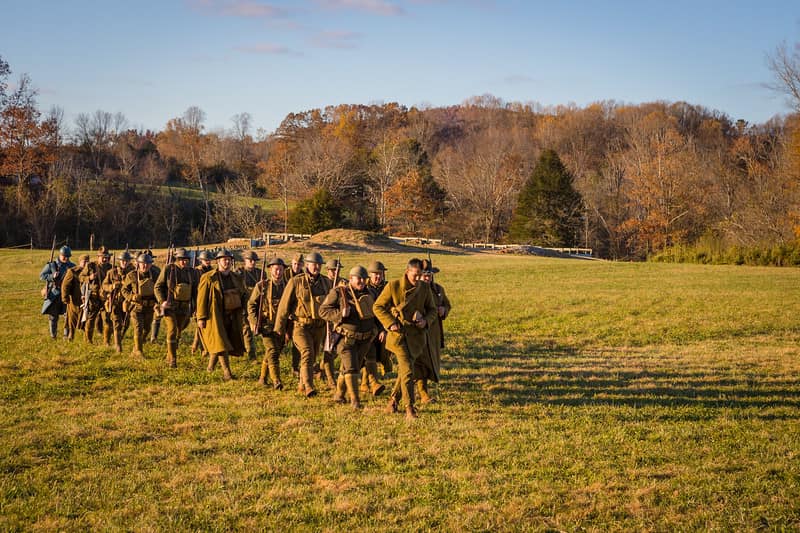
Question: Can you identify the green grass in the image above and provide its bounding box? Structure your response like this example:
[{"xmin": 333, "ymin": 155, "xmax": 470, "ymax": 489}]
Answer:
[
  {"xmin": 146, "ymin": 184, "xmax": 287, "ymax": 211},
  {"xmin": 1, "ymin": 250, "xmax": 799, "ymax": 531}
]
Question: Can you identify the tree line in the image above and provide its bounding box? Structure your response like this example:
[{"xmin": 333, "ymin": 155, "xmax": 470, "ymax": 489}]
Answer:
[{"xmin": 2, "ymin": 50, "xmax": 799, "ymax": 260}]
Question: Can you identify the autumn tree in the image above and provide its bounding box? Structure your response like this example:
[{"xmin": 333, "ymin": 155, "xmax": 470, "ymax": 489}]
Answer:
[
  {"xmin": 383, "ymin": 167, "xmax": 447, "ymax": 236},
  {"xmin": 508, "ymin": 149, "xmax": 583, "ymax": 246}
]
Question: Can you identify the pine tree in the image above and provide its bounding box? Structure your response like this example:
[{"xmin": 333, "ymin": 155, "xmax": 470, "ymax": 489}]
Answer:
[
  {"xmin": 289, "ymin": 188, "xmax": 344, "ymax": 234},
  {"xmin": 508, "ymin": 149, "xmax": 582, "ymax": 246}
]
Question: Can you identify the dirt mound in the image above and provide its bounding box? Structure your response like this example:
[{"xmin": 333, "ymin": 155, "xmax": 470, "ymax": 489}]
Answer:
[{"xmin": 279, "ymin": 229, "xmax": 404, "ymax": 252}]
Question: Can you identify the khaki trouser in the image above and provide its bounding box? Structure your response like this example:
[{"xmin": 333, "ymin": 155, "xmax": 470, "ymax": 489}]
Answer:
[
  {"xmin": 388, "ymin": 338, "xmax": 416, "ymax": 408},
  {"xmin": 260, "ymin": 333, "xmax": 286, "ymax": 386},
  {"xmin": 164, "ymin": 309, "xmax": 191, "ymax": 365},
  {"xmin": 65, "ymin": 303, "xmax": 81, "ymax": 341},
  {"xmin": 242, "ymin": 310, "xmax": 256, "ymax": 359},
  {"xmin": 131, "ymin": 306, "xmax": 155, "ymax": 355},
  {"xmin": 293, "ymin": 322, "xmax": 325, "ymax": 394}
]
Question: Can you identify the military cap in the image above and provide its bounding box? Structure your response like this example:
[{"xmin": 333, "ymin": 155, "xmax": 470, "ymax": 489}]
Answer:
[
  {"xmin": 79, "ymin": 254, "xmax": 91, "ymax": 263},
  {"xmin": 117, "ymin": 251, "xmax": 133, "ymax": 261},
  {"xmin": 173, "ymin": 248, "xmax": 189, "ymax": 259},
  {"xmin": 215, "ymin": 249, "xmax": 234, "ymax": 259},
  {"xmin": 97, "ymin": 246, "xmax": 111, "ymax": 257},
  {"xmin": 144, "ymin": 249, "xmax": 155, "ymax": 258},
  {"xmin": 292, "ymin": 252, "xmax": 304, "ymax": 263},
  {"xmin": 242, "ymin": 250, "xmax": 259, "ymax": 261},
  {"xmin": 59, "ymin": 245, "xmax": 72, "ymax": 257},
  {"xmin": 198, "ymin": 250, "xmax": 212, "ymax": 261},
  {"xmin": 267, "ymin": 257, "xmax": 286, "ymax": 267},
  {"xmin": 421, "ymin": 259, "xmax": 440, "ymax": 273},
  {"xmin": 326, "ymin": 259, "xmax": 342, "ymax": 271},
  {"xmin": 349, "ymin": 266, "xmax": 368, "ymax": 279},
  {"xmin": 367, "ymin": 261, "xmax": 387, "ymax": 273},
  {"xmin": 304, "ymin": 252, "xmax": 323, "ymax": 265},
  {"xmin": 136, "ymin": 253, "xmax": 154, "ymax": 264}
]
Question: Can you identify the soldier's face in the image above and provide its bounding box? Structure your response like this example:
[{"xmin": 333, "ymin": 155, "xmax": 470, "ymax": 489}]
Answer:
[
  {"xmin": 138, "ymin": 262, "xmax": 150, "ymax": 272},
  {"xmin": 59, "ymin": 255, "xmax": 68, "ymax": 263},
  {"xmin": 406, "ymin": 266, "xmax": 422, "ymax": 286},
  {"xmin": 350, "ymin": 275, "xmax": 366, "ymax": 290},
  {"xmin": 99, "ymin": 255, "xmax": 110, "ymax": 264},
  {"xmin": 177, "ymin": 258, "xmax": 190, "ymax": 268},
  {"xmin": 369, "ymin": 271, "xmax": 384, "ymax": 284},
  {"xmin": 327, "ymin": 269, "xmax": 336, "ymax": 280},
  {"xmin": 270, "ymin": 264, "xmax": 284, "ymax": 280},
  {"xmin": 217, "ymin": 257, "xmax": 233, "ymax": 272},
  {"xmin": 119, "ymin": 260, "xmax": 129, "ymax": 269},
  {"xmin": 244, "ymin": 258, "xmax": 255, "ymax": 269},
  {"xmin": 201, "ymin": 259, "xmax": 211, "ymax": 267},
  {"xmin": 421, "ymin": 272, "xmax": 433, "ymax": 283},
  {"xmin": 292, "ymin": 260, "xmax": 302, "ymax": 271},
  {"xmin": 307, "ymin": 263, "xmax": 320, "ymax": 275}
]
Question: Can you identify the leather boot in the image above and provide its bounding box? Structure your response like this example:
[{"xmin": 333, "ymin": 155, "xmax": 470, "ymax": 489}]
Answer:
[
  {"xmin": 366, "ymin": 361, "xmax": 385, "ymax": 396},
  {"xmin": 85, "ymin": 321, "xmax": 94, "ymax": 344},
  {"xmin": 166, "ymin": 341, "xmax": 178, "ymax": 368},
  {"xmin": 103, "ymin": 321, "xmax": 112, "ymax": 347},
  {"xmin": 416, "ymin": 379, "xmax": 434, "ymax": 404},
  {"xmin": 191, "ymin": 329, "xmax": 201, "ymax": 355},
  {"xmin": 150, "ymin": 317, "xmax": 161, "ymax": 343},
  {"xmin": 405, "ymin": 405, "xmax": 418, "ymax": 420},
  {"xmin": 300, "ymin": 363, "xmax": 316, "ymax": 397},
  {"xmin": 333, "ymin": 374, "xmax": 347, "ymax": 404},
  {"xmin": 113, "ymin": 329, "xmax": 122, "ymax": 353},
  {"xmin": 220, "ymin": 355, "xmax": 235, "ymax": 381},
  {"xmin": 360, "ymin": 367, "xmax": 369, "ymax": 395},
  {"xmin": 322, "ymin": 359, "xmax": 336, "ymax": 390},
  {"xmin": 258, "ymin": 360, "xmax": 269, "ymax": 386},
  {"xmin": 268, "ymin": 358, "xmax": 283, "ymax": 390},
  {"xmin": 131, "ymin": 330, "xmax": 144, "ymax": 358},
  {"xmin": 207, "ymin": 353, "xmax": 219, "ymax": 372},
  {"xmin": 345, "ymin": 373, "xmax": 362, "ymax": 409},
  {"xmin": 48, "ymin": 317, "xmax": 58, "ymax": 339},
  {"xmin": 385, "ymin": 397, "xmax": 399, "ymax": 414}
]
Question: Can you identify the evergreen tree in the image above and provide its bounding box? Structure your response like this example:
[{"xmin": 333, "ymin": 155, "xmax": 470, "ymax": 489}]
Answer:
[
  {"xmin": 508, "ymin": 149, "xmax": 582, "ymax": 246},
  {"xmin": 289, "ymin": 188, "xmax": 344, "ymax": 234}
]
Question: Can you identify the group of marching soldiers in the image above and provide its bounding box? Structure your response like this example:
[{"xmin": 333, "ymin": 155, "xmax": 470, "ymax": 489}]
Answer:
[{"xmin": 40, "ymin": 246, "xmax": 451, "ymax": 419}]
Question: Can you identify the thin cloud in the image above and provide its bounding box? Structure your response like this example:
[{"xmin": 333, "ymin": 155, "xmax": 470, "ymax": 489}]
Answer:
[
  {"xmin": 187, "ymin": 0, "xmax": 287, "ymax": 19},
  {"xmin": 313, "ymin": 0, "xmax": 404, "ymax": 16},
  {"xmin": 234, "ymin": 43, "xmax": 299, "ymax": 55},
  {"xmin": 311, "ymin": 30, "xmax": 362, "ymax": 49}
]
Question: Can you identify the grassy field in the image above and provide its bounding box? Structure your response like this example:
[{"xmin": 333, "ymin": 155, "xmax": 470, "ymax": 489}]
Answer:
[
  {"xmin": 1, "ymin": 249, "xmax": 799, "ymax": 531},
  {"xmin": 146, "ymin": 184, "xmax": 287, "ymax": 211}
]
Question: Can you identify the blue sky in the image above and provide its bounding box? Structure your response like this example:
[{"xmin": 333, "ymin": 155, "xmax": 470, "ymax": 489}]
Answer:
[{"xmin": 2, "ymin": 0, "xmax": 798, "ymax": 135}]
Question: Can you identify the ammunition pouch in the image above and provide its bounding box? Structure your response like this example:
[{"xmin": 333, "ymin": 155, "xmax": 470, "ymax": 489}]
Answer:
[
  {"xmin": 139, "ymin": 278, "xmax": 155, "ymax": 298},
  {"xmin": 173, "ymin": 283, "xmax": 192, "ymax": 302},
  {"xmin": 334, "ymin": 326, "xmax": 377, "ymax": 342}
]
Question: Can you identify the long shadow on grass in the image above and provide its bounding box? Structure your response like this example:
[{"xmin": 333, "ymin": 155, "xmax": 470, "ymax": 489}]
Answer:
[{"xmin": 443, "ymin": 339, "xmax": 800, "ymax": 418}]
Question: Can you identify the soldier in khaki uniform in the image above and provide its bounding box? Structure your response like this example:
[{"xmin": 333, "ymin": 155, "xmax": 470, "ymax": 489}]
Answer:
[
  {"xmin": 101, "ymin": 250, "xmax": 134, "ymax": 352},
  {"xmin": 247, "ymin": 257, "xmax": 287, "ymax": 389},
  {"xmin": 415, "ymin": 258, "xmax": 452, "ymax": 404},
  {"xmin": 373, "ymin": 258, "xmax": 437, "ymax": 419},
  {"xmin": 121, "ymin": 253, "xmax": 159, "ymax": 358},
  {"xmin": 362, "ymin": 260, "xmax": 389, "ymax": 396},
  {"xmin": 196, "ymin": 249, "xmax": 248, "ymax": 381},
  {"xmin": 237, "ymin": 250, "xmax": 263, "ymax": 360},
  {"xmin": 61, "ymin": 254, "xmax": 90, "ymax": 342},
  {"xmin": 191, "ymin": 250, "xmax": 214, "ymax": 356},
  {"xmin": 319, "ymin": 266, "xmax": 378, "ymax": 409},
  {"xmin": 320, "ymin": 258, "xmax": 344, "ymax": 389},
  {"xmin": 274, "ymin": 252, "xmax": 332, "ymax": 397},
  {"xmin": 155, "ymin": 248, "xmax": 198, "ymax": 368},
  {"xmin": 145, "ymin": 249, "xmax": 163, "ymax": 344},
  {"xmin": 283, "ymin": 252, "xmax": 304, "ymax": 377},
  {"xmin": 79, "ymin": 247, "xmax": 111, "ymax": 344}
]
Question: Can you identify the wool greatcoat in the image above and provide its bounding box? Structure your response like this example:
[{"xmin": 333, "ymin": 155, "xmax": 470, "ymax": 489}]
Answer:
[
  {"xmin": 373, "ymin": 274, "xmax": 437, "ymax": 407},
  {"xmin": 196, "ymin": 268, "xmax": 247, "ymax": 357},
  {"xmin": 418, "ymin": 281, "xmax": 451, "ymax": 383}
]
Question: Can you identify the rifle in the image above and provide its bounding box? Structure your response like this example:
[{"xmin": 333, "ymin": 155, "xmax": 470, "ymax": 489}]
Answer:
[
  {"xmin": 43, "ymin": 235, "xmax": 57, "ymax": 299},
  {"xmin": 323, "ymin": 256, "xmax": 344, "ymax": 352},
  {"xmin": 80, "ymin": 280, "xmax": 90, "ymax": 325},
  {"xmin": 255, "ymin": 243, "xmax": 269, "ymax": 334},
  {"xmin": 162, "ymin": 244, "xmax": 175, "ymax": 312}
]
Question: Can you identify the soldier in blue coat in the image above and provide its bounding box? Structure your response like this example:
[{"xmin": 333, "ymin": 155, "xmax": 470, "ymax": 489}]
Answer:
[{"xmin": 39, "ymin": 246, "xmax": 74, "ymax": 339}]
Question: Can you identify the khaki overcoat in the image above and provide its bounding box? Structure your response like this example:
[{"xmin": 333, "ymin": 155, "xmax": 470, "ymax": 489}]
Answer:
[
  {"xmin": 373, "ymin": 274, "xmax": 437, "ymax": 369},
  {"xmin": 196, "ymin": 269, "xmax": 247, "ymax": 356}
]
